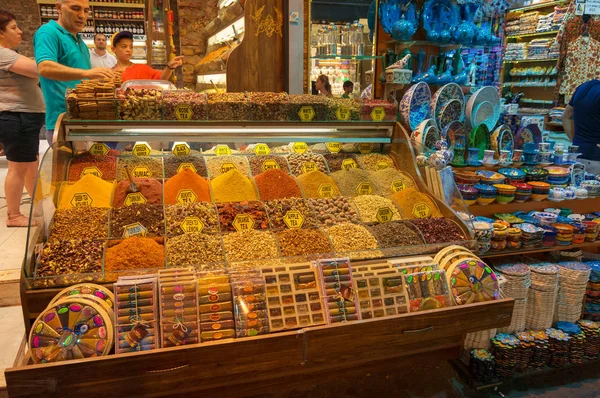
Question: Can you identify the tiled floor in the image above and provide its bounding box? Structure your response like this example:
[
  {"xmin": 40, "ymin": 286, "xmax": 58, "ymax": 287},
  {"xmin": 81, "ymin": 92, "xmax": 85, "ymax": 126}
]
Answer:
[{"xmin": 0, "ymin": 140, "xmax": 49, "ymax": 389}]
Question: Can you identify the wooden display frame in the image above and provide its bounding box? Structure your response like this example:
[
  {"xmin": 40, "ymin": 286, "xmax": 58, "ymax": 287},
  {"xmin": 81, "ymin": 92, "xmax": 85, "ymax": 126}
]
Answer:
[{"xmin": 7, "ymin": 117, "xmax": 512, "ymax": 396}]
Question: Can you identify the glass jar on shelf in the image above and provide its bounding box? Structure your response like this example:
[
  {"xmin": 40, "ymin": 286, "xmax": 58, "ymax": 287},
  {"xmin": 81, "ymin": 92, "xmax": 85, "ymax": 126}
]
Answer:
[{"xmin": 352, "ymin": 21, "xmax": 364, "ymax": 56}]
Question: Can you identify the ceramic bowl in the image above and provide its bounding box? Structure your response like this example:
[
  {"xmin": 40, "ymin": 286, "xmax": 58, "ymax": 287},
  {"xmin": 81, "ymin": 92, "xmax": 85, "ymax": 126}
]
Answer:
[
  {"xmin": 531, "ymin": 193, "xmax": 549, "ymax": 201},
  {"xmin": 493, "ymin": 184, "xmax": 517, "ymax": 193},
  {"xmin": 496, "ymin": 194, "xmax": 515, "ymax": 204},
  {"xmin": 477, "ymin": 196, "xmax": 496, "ymax": 206},
  {"xmin": 514, "ymin": 193, "xmax": 531, "ymax": 202},
  {"xmin": 474, "ymin": 183, "xmax": 497, "ymax": 197},
  {"xmin": 498, "ymin": 168, "xmax": 525, "ymax": 179},
  {"xmin": 437, "ymin": 99, "xmax": 463, "ymax": 130},
  {"xmin": 493, "ymin": 222, "xmax": 508, "ymax": 238},
  {"xmin": 491, "ymin": 239, "xmax": 507, "ymax": 251},
  {"xmin": 528, "ymin": 181, "xmax": 550, "ymax": 190},
  {"xmin": 465, "ymin": 86, "xmax": 501, "ymax": 130},
  {"xmin": 473, "ymin": 221, "xmax": 493, "ymax": 239},
  {"xmin": 431, "ymin": 83, "xmax": 465, "ymax": 125}
]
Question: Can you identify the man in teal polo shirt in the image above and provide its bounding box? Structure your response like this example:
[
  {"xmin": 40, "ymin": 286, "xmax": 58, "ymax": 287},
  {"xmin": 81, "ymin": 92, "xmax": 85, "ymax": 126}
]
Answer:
[{"xmin": 34, "ymin": 0, "xmax": 115, "ymax": 143}]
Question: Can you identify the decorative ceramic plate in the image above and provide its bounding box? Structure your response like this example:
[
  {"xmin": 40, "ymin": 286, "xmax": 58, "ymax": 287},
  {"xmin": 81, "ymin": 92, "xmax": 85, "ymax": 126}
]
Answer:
[
  {"xmin": 476, "ymin": 170, "xmax": 504, "ymax": 180},
  {"xmin": 423, "ymin": 125, "xmax": 441, "ymax": 154},
  {"xmin": 438, "ymin": 99, "xmax": 463, "ymax": 131},
  {"xmin": 379, "ymin": 0, "xmax": 419, "ymax": 36},
  {"xmin": 448, "ymin": 259, "xmax": 499, "ymax": 305},
  {"xmin": 411, "ymin": 118, "xmax": 437, "ymax": 154},
  {"xmin": 400, "ymin": 82, "xmax": 431, "ymax": 130},
  {"xmin": 473, "ymin": 101, "xmax": 496, "ymax": 131},
  {"xmin": 498, "ymin": 168, "xmax": 525, "ymax": 178},
  {"xmin": 469, "ymin": 124, "xmax": 490, "ymax": 159},
  {"xmin": 466, "ymin": 86, "xmax": 500, "ymax": 130},
  {"xmin": 29, "ymin": 298, "xmax": 113, "ymax": 364},
  {"xmin": 490, "ymin": 124, "xmax": 514, "ymax": 156},
  {"xmin": 442, "ymin": 120, "xmax": 466, "ymax": 147},
  {"xmin": 431, "ymin": 83, "xmax": 465, "ymax": 127},
  {"xmin": 544, "ymin": 166, "xmax": 570, "ymax": 177},
  {"xmin": 515, "ymin": 124, "xmax": 542, "ymax": 149}
]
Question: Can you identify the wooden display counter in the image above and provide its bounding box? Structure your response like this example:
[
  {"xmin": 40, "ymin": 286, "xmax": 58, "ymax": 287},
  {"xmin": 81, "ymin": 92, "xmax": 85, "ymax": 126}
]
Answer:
[{"xmin": 6, "ymin": 299, "xmax": 513, "ymax": 397}]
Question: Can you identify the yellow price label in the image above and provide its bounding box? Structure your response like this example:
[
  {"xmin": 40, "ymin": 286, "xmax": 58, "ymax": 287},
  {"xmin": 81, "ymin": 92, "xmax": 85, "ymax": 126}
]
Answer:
[
  {"xmin": 220, "ymin": 163, "xmax": 237, "ymax": 174},
  {"xmin": 391, "ymin": 180, "xmax": 406, "ymax": 193},
  {"xmin": 356, "ymin": 182, "xmax": 373, "ymax": 196},
  {"xmin": 283, "ymin": 210, "xmax": 305, "ymax": 229},
  {"xmin": 232, "ymin": 214, "xmax": 255, "ymax": 232},
  {"xmin": 370, "ymin": 106, "xmax": 386, "ymax": 122},
  {"xmin": 358, "ymin": 143, "xmax": 373, "ymax": 154},
  {"xmin": 318, "ymin": 184, "xmax": 335, "ymax": 198},
  {"xmin": 376, "ymin": 160, "xmax": 391, "ymax": 170},
  {"xmin": 124, "ymin": 192, "xmax": 147, "ymax": 207},
  {"xmin": 132, "ymin": 166, "xmax": 152, "ymax": 178},
  {"xmin": 376, "ymin": 207, "xmax": 394, "ymax": 223},
  {"xmin": 132, "ymin": 142, "xmax": 151, "ymax": 157},
  {"xmin": 176, "ymin": 189, "xmax": 198, "ymax": 204},
  {"xmin": 80, "ymin": 166, "xmax": 102, "ymax": 179},
  {"xmin": 177, "ymin": 162, "xmax": 197, "ymax": 174},
  {"xmin": 336, "ymin": 107, "xmax": 351, "ymax": 121},
  {"xmin": 261, "ymin": 160, "xmax": 280, "ymax": 172},
  {"xmin": 298, "ymin": 106, "xmax": 315, "ymax": 122},
  {"xmin": 89, "ymin": 143, "xmax": 110, "ymax": 156},
  {"xmin": 70, "ymin": 192, "xmax": 93, "ymax": 208},
  {"xmin": 302, "ymin": 161, "xmax": 318, "ymax": 174},
  {"xmin": 254, "ymin": 143, "xmax": 271, "ymax": 156},
  {"xmin": 174, "ymin": 104, "xmax": 193, "ymax": 121},
  {"xmin": 326, "ymin": 142, "xmax": 342, "ymax": 153},
  {"xmin": 412, "ymin": 202, "xmax": 432, "ymax": 219},
  {"xmin": 123, "ymin": 222, "xmax": 147, "ymax": 238},
  {"xmin": 172, "ymin": 142, "xmax": 191, "ymax": 156},
  {"xmin": 180, "ymin": 216, "xmax": 204, "ymax": 234},
  {"xmin": 292, "ymin": 142, "xmax": 308, "ymax": 154},
  {"xmin": 215, "ymin": 145, "xmax": 232, "ymax": 156},
  {"xmin": 341, "ymin": 158, "xmax": 358, "ymax": 170}
]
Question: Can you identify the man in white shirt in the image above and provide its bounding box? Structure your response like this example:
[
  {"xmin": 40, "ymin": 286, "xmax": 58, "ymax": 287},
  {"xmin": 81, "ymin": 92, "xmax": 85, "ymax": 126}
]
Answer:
[{"xmin": 89, "ymin": 33, "xmax": 116, "ymax": 68}]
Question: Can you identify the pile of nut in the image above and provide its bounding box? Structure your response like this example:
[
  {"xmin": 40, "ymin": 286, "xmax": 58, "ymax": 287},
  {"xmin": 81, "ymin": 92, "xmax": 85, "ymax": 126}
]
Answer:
[
  {"xmin": 166, "ymin": 233, "xmax": 224, "ymax": 267},
  {"xmin": 276, "ymin": 228, "xmax": 332, "ymax": 257},
  {"xmin": 207, "ymin": 92, "xmax": 249, "ymax": 120},
  {"xmin": 222, "ymin": 230, "xmax": 279, "ymax": 262},
  {"xmin": 248, "ymin": 92, "xmax": 288, "ymax": 121},
  {"xmin": 248, "ymin": 155, "xmax": 290, "ymax": 175},
  {"xmin": 323, "ymin": 153, "xmax": 361, "ymax": 172},
  {"xmin": 326, "ymin": 98, "xmax": 361, "ymax": 121},
  {"xmin": 287, "ymin": 153, "xmax": 328, "ymax": 176},
  {"xmin": 165, "ymin": 202, "xmax": 218, "ymax": 235},
  {"xmin": 117, "ymin": 88, "xmax": 163, "ymax": 120},
  {"xmin": 306, "ymin": 197, "xmax": 360, "ymax": 226}
]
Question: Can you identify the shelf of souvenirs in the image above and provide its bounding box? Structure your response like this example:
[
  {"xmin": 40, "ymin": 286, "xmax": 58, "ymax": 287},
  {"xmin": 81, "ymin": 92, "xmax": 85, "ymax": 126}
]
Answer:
[
  {"xmin": 506, "ymin": 30, "xmax": 560, "ymax": 39},
  {"xmin": 37, "ymin": 0, "xmax": 145, "ymax": 7},
  {"xmin": 503, "ymin": 58, "xmax": 558, "ymax": 64},
  {"xmin": 508, "ymin": 0, "xmax": 567, "ymax": 13},
  {"xmin": 384, "ymin": 39, "xmax": 496, "ymax": 50},
  {"xmin": 480, "ymin": 241, "xmax": 600, "ymax": 259},
  {"xmin": 502, "ymin": 82, "xmax": 556, "ymax": 88}
]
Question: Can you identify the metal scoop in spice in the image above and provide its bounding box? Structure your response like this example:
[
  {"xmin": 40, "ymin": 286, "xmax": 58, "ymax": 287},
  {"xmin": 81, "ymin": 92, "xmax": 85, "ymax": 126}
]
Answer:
[{"xmin": 124, "ymin": 165, "xmax": 139, "ymax": 193}]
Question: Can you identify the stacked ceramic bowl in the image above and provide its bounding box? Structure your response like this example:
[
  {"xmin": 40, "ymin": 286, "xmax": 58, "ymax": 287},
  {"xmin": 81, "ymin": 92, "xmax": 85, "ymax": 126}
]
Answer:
[
  {"xmin": 553, "ymin": 223, "xmax": 576, "ymax": 246},
  {"xmin": 498, "ymin": 168, "xmax": 526, "ymax": 185},
  {"xmin": 473, "ymin": 221, "xmax": 494, "ymax": 254},
  {"xmin": 545, "ymin": 166, "xmax": 571, "ymax": 187},
  {"xmin": 454, "ymin": 170, "xmax": 480, "ymax": 185},
  {"xmin": 514, "ymin": 223, "xmax": 545, "ymax": 248},
  {"xmin": 555, "ymin": 262, "xmax": 592, "ymax": 323},
  {"xmin": 458, "ymin": 184, "xmax": 478, "ymax": 206},
  {"xmin": 582, "ymin": 180, "xmax": 600, "ymax": 198},
  {"xmin": 493, "ymin": 184, "xmax": 517, "ymax": 204},
  {"xmin": 506, "ymin": 227, "xmax": 522, "ymax": 250},
  {"xmin": 584, "ymin": 261, "xmax": 600, "ymax": 321},
  {"xmin": 474, "ymin": 184, "xmax": 497, "ymax": 205},
  {"xmin": 496, "ymin": 263, "xmax": 531, "ymax": 333},
  {"xmin": 525, "ymin": 263, "xmax": 560, "ymax": 330},
  {"xmin": 491, "ymin": 222, "xmax": 508, "ymax": 251},
  {"xmin": 541, "ymin": 226, "xmax": 558, "ymax": 247},
  {"xmin": 512, "ymin": 183, "xmax": 533, "ymax": 202},
  {"xmin": 476, "ymin": 170, "xmax": 505, "ymax": 186},
  {"xmin": 529, "ymin": 181, "xmax": 551, "ymax": 201},
  {"xmin": 532, "ymin": 211, "xmax": 559, "ymax": 226},
  {"xmin": 572, "ymin": 224, "xmax": 586, "ymax": 244},
  {"xmin": 584, "ymin": 221, "xmax": 600, "ymax": 241},
  {"xmin": 523, "ymin": 167, "xmax": 549, "ymax": 183}
]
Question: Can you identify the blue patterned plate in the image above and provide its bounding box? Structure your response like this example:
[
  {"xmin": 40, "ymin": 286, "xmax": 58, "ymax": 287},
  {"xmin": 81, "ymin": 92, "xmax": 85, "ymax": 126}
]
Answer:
[
  {"xmin": 431, "ymin": 83, "xmax": 465, "ymax": 127},
  {"xmin": 491, "ymin": 124, "xmax": 514, "ymax": 157},
  {"xmin": 442, "ymin": 120, "xmax": 466, "ymax": 147},
  {"xmin": 465, "ymin": 86, "xmax": 500, "ymax": 130},
  {"xmin": 438, "ymin": 99, "xmax": 463, "ymax": 131},
  {"xmin": 400, "ymin": 82, "xmax": 431, "ymax": 131}
]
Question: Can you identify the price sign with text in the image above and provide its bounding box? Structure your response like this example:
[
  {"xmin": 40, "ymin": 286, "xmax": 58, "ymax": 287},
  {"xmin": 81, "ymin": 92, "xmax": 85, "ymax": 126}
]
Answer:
[{"xmin": 174, "ymin": 104, "xmax": 193, "ymax": 120}]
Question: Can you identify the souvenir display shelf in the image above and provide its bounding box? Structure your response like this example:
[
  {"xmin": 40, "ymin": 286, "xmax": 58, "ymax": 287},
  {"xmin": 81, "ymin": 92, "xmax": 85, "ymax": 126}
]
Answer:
[
  {"xmin": 500, "ymin": 1, "xmax": 566, "ymax": 117},
  {"xmin": 36, "ymin": 0, "xmax": 149, "ymax": 65},
  {"xmin": 6, "ymin": 115, "xmax": 514, "ymax": 397}
]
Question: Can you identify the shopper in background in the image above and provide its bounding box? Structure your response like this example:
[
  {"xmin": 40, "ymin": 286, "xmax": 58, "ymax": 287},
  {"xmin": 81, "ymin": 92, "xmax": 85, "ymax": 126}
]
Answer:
[
  {"xmin": 0, "ymin": 10, "xmax": 46, "ymax": 227},
  {"xmin": 111, "ymin": 31, "xmax": 183, "ymax": 82},
  {"xmin": 34, "ymin": 0, "xmax": 115, "ymax": 145},
  {"xmin": 341, "ymin": 80, "xmax": 354, "ymax": 99},
  {"xmin": 89, "ymin": 33, "xmax": 116, "ymax": 68},
  {"xmin": 562, "ymin": 79, "xmax": 600, "ymax": 174},
  {"xmin": 315, "ymin": 74, "xmax": 333, "ymax": 98}
]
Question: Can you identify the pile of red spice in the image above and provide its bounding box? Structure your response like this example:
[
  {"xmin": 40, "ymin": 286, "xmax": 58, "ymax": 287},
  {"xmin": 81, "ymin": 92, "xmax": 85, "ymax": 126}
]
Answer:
[{"xmin": 254, "ymin": 168, "xmax": 302, "ymax": 201}]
